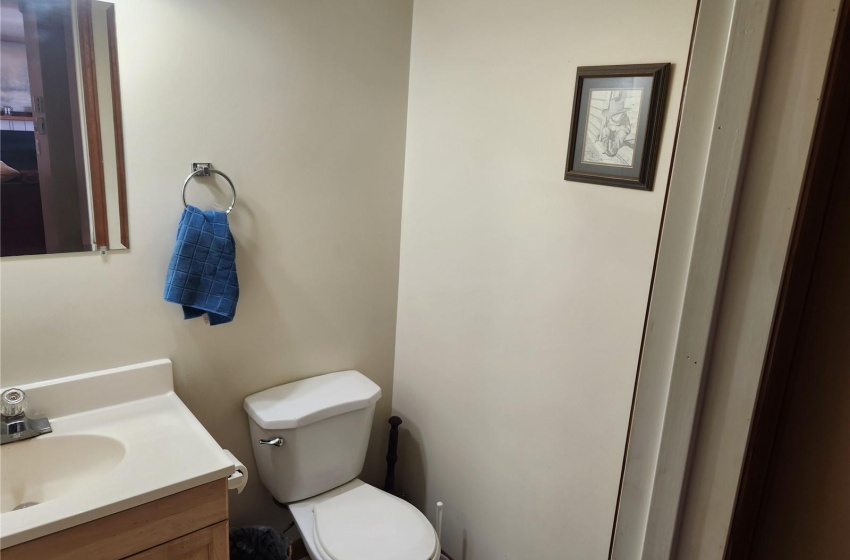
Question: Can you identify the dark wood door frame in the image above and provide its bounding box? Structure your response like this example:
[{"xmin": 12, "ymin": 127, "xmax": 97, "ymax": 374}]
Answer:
[
  {"xmin": 724, "ymin": 0, "xmax": 850, "ymax": 557},
  {"xmin": 76, "ymin": 0, "xmax": 109, "ymax": 250},
  {"xmin": 106, "ymin": 3, "xmax": 129, "ymax": 249}
]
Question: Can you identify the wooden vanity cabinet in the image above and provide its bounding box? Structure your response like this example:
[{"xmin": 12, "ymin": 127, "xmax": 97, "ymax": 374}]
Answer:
[
  {"xmin": 124, "ymin": 522, "xmax": 228, "ymax": 560},
  {"xmin": 3, "ymin": 479, "xmax": 229, "ymax": 560}
]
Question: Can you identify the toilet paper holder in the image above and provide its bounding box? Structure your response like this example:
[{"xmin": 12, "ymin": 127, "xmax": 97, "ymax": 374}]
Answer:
[{"xmin": 223, "ymin": 449, "xmax": 248, "ymax": 494}]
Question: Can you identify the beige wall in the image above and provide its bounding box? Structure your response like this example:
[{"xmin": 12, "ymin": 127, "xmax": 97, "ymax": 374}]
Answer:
[
  {"xmin": 0, "ymin": 0, "xmax": 412, "ymax": 527},
  {"xmin": 392, "ymin": 1, "xmax": 697, "ymax": 558}
]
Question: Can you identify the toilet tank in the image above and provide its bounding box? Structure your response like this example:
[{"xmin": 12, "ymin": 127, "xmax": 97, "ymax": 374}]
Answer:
[{"xmin": 244, "ymin": 370, "xmax": 381, "ymax": 503}]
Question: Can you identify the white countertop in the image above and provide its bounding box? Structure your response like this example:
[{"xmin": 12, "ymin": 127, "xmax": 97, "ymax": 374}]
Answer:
[{"xmin": 0, "ymin": 360, "xmax": 235, "ymax": 549}]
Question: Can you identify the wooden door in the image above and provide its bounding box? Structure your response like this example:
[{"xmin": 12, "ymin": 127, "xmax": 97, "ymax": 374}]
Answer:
[{"xmin": 20, "ymin": 0, "xmax": 89, "ymax": 253}]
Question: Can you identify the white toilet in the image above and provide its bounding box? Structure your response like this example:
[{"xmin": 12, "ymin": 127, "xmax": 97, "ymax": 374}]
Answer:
[{"xmin": 244, "ymin": 370, "xmax": 440, "ymax": 560}]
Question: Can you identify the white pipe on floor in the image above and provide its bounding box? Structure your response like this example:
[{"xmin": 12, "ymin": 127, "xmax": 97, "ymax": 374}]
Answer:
[{"xmin": 435, "ymin": 501, "xmax": 444, "ymax": 541}]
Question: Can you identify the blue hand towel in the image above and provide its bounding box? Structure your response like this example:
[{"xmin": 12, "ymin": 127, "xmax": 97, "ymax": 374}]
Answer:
[{"xmin": 164, "ymin": 205, "xmax": 238, "ymax": 325}]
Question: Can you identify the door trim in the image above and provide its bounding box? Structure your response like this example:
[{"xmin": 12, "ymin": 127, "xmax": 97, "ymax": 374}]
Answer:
[{"xmin": 610, "ymin": 0, "xmax": 777, "ymax": 557}]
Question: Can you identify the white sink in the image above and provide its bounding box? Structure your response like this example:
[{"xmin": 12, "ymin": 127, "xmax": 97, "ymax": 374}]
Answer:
[
  {"xmin": 1, "ymin": 434, "xmax": 126, "ymax": 513},
  {"xmin": 0, "ymin": 360, "xmax": 235, "ymax": 549}
]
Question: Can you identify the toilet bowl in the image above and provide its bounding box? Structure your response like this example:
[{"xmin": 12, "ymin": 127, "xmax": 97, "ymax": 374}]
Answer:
[
  {"xmin": 289, "ymin": 479, "xmax": 440, "ymax": 560},
  {"xmin": 244, "ymin": 370, "xmax": 438, "ymax": 560}
]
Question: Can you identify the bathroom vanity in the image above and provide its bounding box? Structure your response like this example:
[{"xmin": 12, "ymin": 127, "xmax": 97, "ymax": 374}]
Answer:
[
  {"xmin": 3, "ymin": 479, "xmax": 228, "ymax": 560},
  {"xmin": 0, "ymin": 360, "xmax": 240, "ymax": 560}
]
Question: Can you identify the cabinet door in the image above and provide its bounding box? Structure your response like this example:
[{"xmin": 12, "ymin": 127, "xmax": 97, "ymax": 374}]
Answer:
[{"xmin": 125, "ymin": 522, "xmax": 228, "ymax": 560}]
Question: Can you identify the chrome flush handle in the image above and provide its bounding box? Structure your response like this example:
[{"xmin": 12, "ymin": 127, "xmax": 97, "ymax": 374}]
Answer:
[{"xmin": 259, "ymin": 437, "xmax": 284, "ymax": 447}]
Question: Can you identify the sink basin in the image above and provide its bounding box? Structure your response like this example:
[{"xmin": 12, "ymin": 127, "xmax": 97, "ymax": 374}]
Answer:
[
  {"xmin": 0, "ymin": 360, "xmax": 236, "ymax": 549},
  {"xmin": 0, "ymin": 434, "xmax": 126, "ymax": 513}
]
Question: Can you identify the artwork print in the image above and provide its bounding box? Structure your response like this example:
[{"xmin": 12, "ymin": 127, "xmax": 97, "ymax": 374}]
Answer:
[
  {"xmin": 564, "ymin": 63, "xmax": 670, "ymax": 190},
  {"xmin": 582, "ymin": 89, "xmax": 643, "ymax": 168}
]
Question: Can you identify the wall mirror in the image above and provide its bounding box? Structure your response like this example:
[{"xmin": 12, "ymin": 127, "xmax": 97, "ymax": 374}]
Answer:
[{"xmin": 0, "ymin": 0, "xmax": 127, "ymax": 256}]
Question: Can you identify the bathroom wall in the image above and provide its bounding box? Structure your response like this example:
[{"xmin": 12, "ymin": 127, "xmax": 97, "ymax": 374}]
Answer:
[
  {"xmin": 392, "ymin": 1, "xmax": 697, "ymax": 558},
  {"xmin": 0, "ymin": 0, "xmax": 413, "ymax": 527}
]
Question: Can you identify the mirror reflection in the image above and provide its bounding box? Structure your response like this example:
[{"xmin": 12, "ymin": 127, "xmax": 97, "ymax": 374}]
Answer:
[{"xmin": 0, "ymin": 0, "xmax": 127, "ymax": 256}]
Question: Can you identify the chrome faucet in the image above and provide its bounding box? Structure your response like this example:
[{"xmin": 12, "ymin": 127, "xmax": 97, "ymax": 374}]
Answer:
[{"xmin": 1, "ymin": 388, "xmax": 52, "ymax": 445}]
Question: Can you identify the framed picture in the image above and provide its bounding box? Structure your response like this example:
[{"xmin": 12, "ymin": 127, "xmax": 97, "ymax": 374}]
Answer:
[{"xmin": 564, "ymin": 63, "xmax": 671, "ymax": 190}]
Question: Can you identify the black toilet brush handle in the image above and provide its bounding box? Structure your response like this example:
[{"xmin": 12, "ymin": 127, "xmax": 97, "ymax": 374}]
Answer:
[{"xmin": 384, "ymin": 416, "xmax": 402, "ymax": 495}]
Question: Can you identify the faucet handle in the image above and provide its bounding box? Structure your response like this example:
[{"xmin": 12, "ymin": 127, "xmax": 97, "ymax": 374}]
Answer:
[{"xmin": 1, "ymin": 389, "xmax": 27, "ymax": 418}]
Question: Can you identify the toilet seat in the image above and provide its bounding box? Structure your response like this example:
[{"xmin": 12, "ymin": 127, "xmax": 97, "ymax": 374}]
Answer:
[{"xmin": 311, "ymin": 483, "xmax": 439, "ymax": 560}]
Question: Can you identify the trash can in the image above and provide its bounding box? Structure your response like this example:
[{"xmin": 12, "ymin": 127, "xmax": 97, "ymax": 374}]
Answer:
[{"xmin": 229, "ymin": 526, "xmax": 290, "ymax": 560}]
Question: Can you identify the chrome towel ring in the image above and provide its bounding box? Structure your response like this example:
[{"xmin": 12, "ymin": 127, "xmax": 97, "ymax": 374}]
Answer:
[{"xmin": 182, "ymin": 163, "xmax": 237, "ymax": 215}]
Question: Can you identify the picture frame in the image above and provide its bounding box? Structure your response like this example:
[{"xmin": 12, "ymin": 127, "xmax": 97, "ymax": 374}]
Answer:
[{"xmin": 564, "ymin": 63, "xmax": 671, "ymax": 190}]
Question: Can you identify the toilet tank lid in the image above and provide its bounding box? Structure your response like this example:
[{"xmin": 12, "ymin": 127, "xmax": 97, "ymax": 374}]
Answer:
[{"xmin": 243, "ymin": 370, "xmax": 381, "ymax": 430}]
